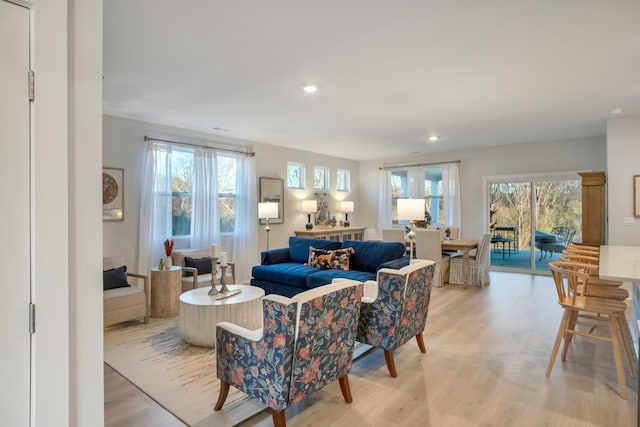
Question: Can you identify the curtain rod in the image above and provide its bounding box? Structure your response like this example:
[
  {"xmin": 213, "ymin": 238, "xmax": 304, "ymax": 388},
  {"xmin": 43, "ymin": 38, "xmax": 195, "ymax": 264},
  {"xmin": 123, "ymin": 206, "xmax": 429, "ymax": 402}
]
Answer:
[
  {"xmin": 144, "ymin": 135, "xmax": 255, "ymax": 157},
  {"xmin": 379, "ymin": 159, "xmax": 460, "ymax": 170}
]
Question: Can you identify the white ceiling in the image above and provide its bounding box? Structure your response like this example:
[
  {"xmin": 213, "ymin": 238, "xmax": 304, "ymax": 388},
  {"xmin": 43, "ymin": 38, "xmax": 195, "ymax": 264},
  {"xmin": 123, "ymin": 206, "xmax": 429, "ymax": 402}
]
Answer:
[{"xmin": 103, "ymin": 1, "xmax": 640, "ymax": 161}]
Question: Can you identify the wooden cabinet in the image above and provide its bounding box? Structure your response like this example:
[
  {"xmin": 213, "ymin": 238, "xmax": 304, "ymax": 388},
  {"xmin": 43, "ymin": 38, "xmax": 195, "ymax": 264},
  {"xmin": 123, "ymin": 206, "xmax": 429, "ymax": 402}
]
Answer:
[
  {"xmin": 579, "ymin": 172, "xmax": 606, "ymax": 246},
  {"xmin": 294, "ymin": 226, "xmax": 366, "ymax": 242}
]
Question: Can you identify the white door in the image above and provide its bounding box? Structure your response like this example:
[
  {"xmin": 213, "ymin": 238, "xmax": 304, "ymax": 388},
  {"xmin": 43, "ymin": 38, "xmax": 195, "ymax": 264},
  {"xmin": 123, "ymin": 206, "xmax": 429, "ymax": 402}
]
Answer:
[{"xmin": 0, "ymin": 1, "xmax": 32, "ymax": 425}]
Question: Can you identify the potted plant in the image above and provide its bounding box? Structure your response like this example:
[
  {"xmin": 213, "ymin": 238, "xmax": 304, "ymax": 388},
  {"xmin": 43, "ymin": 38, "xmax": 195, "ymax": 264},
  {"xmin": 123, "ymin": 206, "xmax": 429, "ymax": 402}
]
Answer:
[{"xmin": 164, "ymin": 239, "xmax": 174, "ymax": 268}]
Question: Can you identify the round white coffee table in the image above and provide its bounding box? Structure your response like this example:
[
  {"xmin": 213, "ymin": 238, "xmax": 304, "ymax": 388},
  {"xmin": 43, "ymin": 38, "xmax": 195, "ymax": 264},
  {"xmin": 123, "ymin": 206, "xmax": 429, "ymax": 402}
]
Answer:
[{"xmin": 179, "ymin": 285, "xmax": 265, "ymax": 347}]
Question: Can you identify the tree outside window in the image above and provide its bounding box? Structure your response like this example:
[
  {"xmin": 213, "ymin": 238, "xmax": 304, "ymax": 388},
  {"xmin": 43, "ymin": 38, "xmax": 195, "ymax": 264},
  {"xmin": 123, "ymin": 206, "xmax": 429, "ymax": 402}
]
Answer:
[
  {"xmin": 169, "ymin": 150, "xmax": 238, "ymax": 235},
  {"xmin": 287, "ymin": 162, "xmax": 305, "ymax": 189},
  {"xmin": 314, "ymin": 166, "xmax": 329, "ymax": 191},
  {"xmin": 337, "ymin": 169, "xmax": 350, "ymax": 192}
]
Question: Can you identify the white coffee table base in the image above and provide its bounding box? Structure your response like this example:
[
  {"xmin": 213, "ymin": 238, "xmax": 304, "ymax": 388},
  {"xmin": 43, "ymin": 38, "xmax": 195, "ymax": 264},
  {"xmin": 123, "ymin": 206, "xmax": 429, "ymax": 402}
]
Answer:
[{"xmin": 179, "ymin": 285, "xmax": 265, "ymax": 348}]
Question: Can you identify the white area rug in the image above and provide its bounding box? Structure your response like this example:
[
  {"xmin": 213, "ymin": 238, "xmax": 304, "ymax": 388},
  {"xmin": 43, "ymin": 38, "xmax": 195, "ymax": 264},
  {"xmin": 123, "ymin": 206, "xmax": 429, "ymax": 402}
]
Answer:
[{"xmin": 104, "ymin": 317, "xmax": 265, "ymax": 426}]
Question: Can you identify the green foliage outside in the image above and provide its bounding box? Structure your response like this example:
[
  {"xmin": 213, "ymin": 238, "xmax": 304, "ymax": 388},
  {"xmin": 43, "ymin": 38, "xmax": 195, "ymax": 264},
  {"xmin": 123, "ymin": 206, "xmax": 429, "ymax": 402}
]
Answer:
[{"xmin": 489, "ymin": 179, "xmax": 581, "ymax": 249}]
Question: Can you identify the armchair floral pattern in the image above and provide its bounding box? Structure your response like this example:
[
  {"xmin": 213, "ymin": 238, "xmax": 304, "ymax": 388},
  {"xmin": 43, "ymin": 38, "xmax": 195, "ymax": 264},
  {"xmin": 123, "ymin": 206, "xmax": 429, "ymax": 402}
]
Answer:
[
  {"xmin": 357, "ymin": 259, "xmax": 435, "ymax": 377},
  {"xmin": 215, "ymin": 281, "xmax": 363, "ymax": 427}
]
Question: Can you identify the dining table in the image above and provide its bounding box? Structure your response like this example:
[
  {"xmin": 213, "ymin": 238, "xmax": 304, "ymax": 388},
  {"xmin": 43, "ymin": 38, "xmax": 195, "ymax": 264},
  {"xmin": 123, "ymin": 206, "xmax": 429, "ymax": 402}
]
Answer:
[
  {"xmin": 441, "ymin": 239, "xmax": 479, "ymax": 288},
  {"xmin": 598, "ymin": 245, "xmax": 640, "ymax": 419}
]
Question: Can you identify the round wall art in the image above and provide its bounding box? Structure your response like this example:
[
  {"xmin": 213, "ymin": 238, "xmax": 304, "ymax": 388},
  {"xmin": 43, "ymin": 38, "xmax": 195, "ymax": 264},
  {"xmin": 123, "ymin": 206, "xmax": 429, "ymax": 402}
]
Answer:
[{"xmin": 102, "ymin": 167, "xmax": 124, "ymax": 220}]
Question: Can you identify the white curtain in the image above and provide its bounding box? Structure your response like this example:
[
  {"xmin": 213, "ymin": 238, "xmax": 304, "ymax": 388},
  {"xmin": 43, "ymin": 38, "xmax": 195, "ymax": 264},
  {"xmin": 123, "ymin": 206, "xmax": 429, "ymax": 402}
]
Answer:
[
  {"xmin": 138, "ymin": 141, "xmax": 173, "ymax": 273},
  {"xmin": 407, "ymin": 166, "xmax": 425, "ymax": 198},
  {"xmin": 442, "ymin": 162, "xmax": 462, "ymax": 228},
  {"xmin": 231, "ymin": 154, "xmax": 258, "ymax": 284},
  {"xmin": 378, "ymin": 169, "xmax": 393, "ymax": 231},
  {"xmin": 190, "ymin": 148, "xmax": 219, "ymax": 248}
]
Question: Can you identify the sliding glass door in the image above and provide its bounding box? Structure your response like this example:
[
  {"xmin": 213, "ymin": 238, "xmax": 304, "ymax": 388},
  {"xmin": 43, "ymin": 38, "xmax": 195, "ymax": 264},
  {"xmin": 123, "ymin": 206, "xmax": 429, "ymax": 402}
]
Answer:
[{"xmin": 488, "ymin": 174, "xmax": 581, "ymax": 273}]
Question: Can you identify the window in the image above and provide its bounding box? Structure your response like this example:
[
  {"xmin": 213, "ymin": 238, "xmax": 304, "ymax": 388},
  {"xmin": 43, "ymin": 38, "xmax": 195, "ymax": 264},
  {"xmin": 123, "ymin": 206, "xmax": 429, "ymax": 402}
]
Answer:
[
  {"xmin": 217, "ymin": 155, "xmax": 237, "ymax": 233},
  {"xmin": 337, "ymin": 169, "xmax": 350, "ymax": 192},
  {"xmin": 287, "ymin": 162, "xmax": 305, "ymax": 189},
  {"xmin": 391, "ymin": 170, "xmax": 408, "ymax": 223},
  {"xmin": 424, "ymin": 166, "xmax": 445, "ymax": 224},
  {"xmin": 314, "ymin": 166, "xmax": 329, "ymax": 190},
  {"xmin": 171, "ymin": 149, "xmax": 194, "ymax": 236},
  {"xmin": 169, "ymin": 150, "xmax": 238, "ymax": 235},
  {"xmin": 388, "ymin": 164, "xmax": 459, "ymax": 226}
]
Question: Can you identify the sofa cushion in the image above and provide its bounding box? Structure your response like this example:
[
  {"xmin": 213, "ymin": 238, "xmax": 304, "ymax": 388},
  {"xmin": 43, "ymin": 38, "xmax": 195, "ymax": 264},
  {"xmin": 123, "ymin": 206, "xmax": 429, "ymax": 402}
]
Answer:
[
  {"xmin": 306, "ymin": 269, "xmax": 375, "ymax": 289},
  {"xmin": 172, "ymin": 248, "xmax": 211, "ymax": 276},
  {"xmin": 308, "ymin": 247, "xmax": 354, "ymax": 270},
  {"xmin": 252, "ymin": 263, "xmax": 320, "ymax": 290},
  {"xmin": 103, "ymin": 265, "xmax": 129, "ymax": 290},
  {"xmin": 342, "ymin": 240, "xmax": 407, "ymax": 273},
  {"xmin": 184, "ymin": 256, "xmax": 212, "ymax": 276},
  {"xmin": 288, "ymin": 237, "xmax": 342, "ymax": 264},
  {"xmin": 103, "ymin": 285, "xmax": 145, "ymax": 311}
]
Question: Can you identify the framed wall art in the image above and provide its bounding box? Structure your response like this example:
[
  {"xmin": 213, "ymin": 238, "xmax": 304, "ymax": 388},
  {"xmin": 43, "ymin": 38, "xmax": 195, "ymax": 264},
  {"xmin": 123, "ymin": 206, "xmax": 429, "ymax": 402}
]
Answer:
[{"xmin": 103, "ymin": 167, "xmax": 124, "ymax": 221}]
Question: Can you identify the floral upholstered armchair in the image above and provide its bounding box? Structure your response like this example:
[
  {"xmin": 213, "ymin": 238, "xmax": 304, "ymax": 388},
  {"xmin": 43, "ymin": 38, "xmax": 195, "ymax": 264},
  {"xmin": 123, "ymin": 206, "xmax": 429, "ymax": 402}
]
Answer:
[
  {"xmin": 355, "ymin": 259, "xmax": 436, "ymax": 377},
  {"xmin": 214, "ymin": 280, "xmax": 363, "ymax": 427}
]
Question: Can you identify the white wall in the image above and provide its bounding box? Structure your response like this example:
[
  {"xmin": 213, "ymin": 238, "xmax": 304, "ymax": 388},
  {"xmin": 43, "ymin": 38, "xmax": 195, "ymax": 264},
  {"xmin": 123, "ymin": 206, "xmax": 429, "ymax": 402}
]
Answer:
[
  {"xmin": 358, "ymin": 136, "xmax": 607, "ymax": 240},
  {"xmin": 607, "ymin": 115, "xmax": 640, "ymax": 245},
  {"xmin": 31, "ymin": 0, "xmax": 103, "ymax": 426},
  {"xmin": 103, "ymin": 115, "xmax": 360, "ymax": 268}
]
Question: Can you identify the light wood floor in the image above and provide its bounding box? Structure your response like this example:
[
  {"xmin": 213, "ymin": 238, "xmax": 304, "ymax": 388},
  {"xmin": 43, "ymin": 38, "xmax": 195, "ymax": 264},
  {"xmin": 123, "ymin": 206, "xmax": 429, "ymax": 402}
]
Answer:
[{"xmin": 105, "ymin": 272, "xmax": 638, "ymax": 426}]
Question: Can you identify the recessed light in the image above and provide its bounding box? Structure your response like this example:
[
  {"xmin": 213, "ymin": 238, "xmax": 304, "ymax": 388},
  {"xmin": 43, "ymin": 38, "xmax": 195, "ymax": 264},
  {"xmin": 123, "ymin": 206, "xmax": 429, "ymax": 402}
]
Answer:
[
  {"xmin": 303, "ymin": 85, "xmax": 318, "ymax": 94},
  {"xmin": 611, "ymin": 108, "xmax": 623, "ymax": 115},
  {"xmin": 428, "ymin": 135, "xmax": 440, "ymax": 142}
]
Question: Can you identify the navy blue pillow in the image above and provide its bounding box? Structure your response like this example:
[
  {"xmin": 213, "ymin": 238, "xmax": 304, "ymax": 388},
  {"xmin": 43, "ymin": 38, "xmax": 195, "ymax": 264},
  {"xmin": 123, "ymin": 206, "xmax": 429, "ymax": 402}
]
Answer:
[
  {"xmin": 288, "ymin": 237, "xmax": 341, "ymax": 264},
  {"xmin": 103, "ymin": 265, "xmax": 129, "ymax": 290},
  {"xmin": 184, "ymin": 256, "xmax": 212, "ymax": 276}
]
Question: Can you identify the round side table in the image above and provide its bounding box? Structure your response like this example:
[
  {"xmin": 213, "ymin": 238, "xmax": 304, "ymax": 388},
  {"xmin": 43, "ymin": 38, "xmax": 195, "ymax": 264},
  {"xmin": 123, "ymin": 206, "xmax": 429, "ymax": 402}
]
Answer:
[
  {"xmin": 179, "ymin": 285, "xmax": 265, "ymax": 347},
  {"xmin": 150, "ymin": 266, "xmax": 182, "ymax": 318}
]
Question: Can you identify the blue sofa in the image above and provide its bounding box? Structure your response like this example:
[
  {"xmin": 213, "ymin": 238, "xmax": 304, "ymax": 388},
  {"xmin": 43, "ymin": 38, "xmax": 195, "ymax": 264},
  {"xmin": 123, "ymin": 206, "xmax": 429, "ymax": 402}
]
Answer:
[{"xmin": 251, "ymin": 236, "xmax": 409, "ymax": 297}]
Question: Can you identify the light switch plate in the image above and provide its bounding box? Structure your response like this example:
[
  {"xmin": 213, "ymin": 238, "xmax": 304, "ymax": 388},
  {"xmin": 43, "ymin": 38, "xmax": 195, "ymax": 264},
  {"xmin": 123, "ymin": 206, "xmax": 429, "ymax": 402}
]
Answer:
[{"xmin": 624, "ymin": 217, "xmax": 636, "ymax": 225}]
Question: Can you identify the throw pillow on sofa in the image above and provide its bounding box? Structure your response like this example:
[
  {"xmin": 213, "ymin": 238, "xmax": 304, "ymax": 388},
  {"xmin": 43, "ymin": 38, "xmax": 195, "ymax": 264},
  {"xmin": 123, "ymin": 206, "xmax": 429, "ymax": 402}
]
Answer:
[
  {"xmin": 103, "ymin": 265, "xmax": 129, "ymax": 290},
  {"xmin": 307, "ymin": 247, "xmax": 355, "ymax": 270},
  {"xmin": 184, "ymin": 256, "xmax": 212, "ymax": 276}
]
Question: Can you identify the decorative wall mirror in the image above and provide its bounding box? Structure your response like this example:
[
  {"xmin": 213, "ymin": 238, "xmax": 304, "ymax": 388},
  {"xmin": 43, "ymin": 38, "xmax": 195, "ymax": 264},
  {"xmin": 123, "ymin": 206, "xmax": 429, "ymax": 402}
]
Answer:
[
  {"xmin": 634, "ymin": 175, "xmax": 640, "ymax": 217},
  {"xmin": 259, "ymin": 177, "xmax": 284, "ymax": 224}
]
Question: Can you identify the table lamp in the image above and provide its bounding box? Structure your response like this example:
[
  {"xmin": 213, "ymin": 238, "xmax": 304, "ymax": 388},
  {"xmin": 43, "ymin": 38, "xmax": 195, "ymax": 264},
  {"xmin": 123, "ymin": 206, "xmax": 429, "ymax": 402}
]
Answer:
[
  {"xmin": 301, "ymin": 199, "xmax": 317, "ymax": 230},
  {"xmin": 258, "ymin": 202, "xmax": 279, "ymax": 250},
  {"xmin": 341, "ymin": 201, "xmax": 354, "ymax": 227},
  {"xmin": 397, "ymin": 198, "xmax": 425, "ymax": 260}
]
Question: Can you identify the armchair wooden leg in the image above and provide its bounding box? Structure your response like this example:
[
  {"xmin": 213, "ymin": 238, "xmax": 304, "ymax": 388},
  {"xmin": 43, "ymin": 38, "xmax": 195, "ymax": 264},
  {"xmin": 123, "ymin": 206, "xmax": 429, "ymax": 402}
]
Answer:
[
  {"xmin": 214, "ymin": 381, "xmax": 230, "ymax": 411},
  {"xmin": 415, "ymin": 333, "xmax": 426, "ymax": 353},
  {"xmin": 383, "ymin": 349, "xmax": 398, "ymax": 378},
  {"xmin": 271, "ymin": 409, "xmax": 286, "ymax": 427},
  {"xmin": 338, "ymin": 375, "xmax": 353, "ymax": 403}
]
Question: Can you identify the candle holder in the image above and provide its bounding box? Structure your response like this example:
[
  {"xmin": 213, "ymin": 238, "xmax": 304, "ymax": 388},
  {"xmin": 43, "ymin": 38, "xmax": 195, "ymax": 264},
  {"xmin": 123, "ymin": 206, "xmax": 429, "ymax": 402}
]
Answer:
[
  {"xmin": 219, "ymin": 265, "xmax": 229, "ymax": 293},
  {"xmin": 208, "ymin": 256, "xmax": 219, "ymax": 295}
]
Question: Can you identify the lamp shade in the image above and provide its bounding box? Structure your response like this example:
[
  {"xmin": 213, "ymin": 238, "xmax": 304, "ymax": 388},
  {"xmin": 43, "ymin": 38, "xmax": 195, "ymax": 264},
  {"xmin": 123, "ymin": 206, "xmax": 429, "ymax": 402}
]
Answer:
[
  {"xmin": 258, "ymin": 202, "xmax": 279, "ymax": 219},
  {"xmin": 301, "ymin": 199, "xmax": 317, "ymax": 213},
  {"xmin": 397, "ymin": 198, "xmax": 424, "ymax": 221},
  {"xmin": 341, "ymin": 200, "xmax": 354, "ymax": 213}
]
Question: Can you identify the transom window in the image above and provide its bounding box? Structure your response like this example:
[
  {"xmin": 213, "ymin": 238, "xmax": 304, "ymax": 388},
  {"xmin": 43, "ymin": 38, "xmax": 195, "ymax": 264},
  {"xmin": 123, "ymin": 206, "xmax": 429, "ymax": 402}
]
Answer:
[
  {"xmin": 337, "ymin": 169, "xmax": 350, "ymax": 192},
  {"xmin": 287, "ymin": 162, "xmax": 305, "ymax": 189},
  {"xmin": 314, "ymin": 166, "xmax": 329, "ymax": 191}
]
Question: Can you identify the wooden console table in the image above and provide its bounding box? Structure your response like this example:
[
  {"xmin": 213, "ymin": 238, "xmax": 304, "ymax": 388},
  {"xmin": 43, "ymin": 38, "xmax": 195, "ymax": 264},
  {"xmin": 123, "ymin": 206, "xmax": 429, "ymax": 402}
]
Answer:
[{"xmin": 294, "ymin": 226, "xmax": 366, "ymax": 242}]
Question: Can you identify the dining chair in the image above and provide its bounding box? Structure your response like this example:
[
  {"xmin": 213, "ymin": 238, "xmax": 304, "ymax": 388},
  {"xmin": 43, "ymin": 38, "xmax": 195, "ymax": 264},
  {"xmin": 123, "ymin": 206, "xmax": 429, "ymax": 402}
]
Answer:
[
  {"xmin": 214, "ymin": 280, "xmax": 363, "ymax": 427},
  {"xmin": 448, "ymin": 233, "xmax": 491, "ymax": 287},
  {"xmin": 415, "ymin": 229, "xmax": 450, "ymax": 287},
  {"xmin": 382, "ymin": 228, "xmax": 406, "ymax": 243},
  {"xmin": 546, "ymin": 261, "xmax": 636, "ymax": 399}
]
